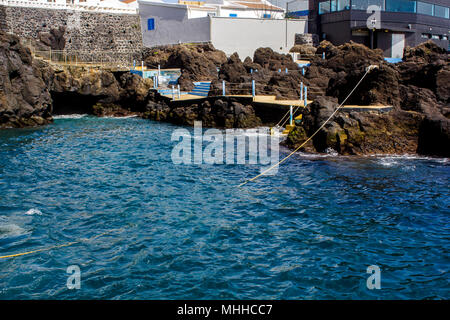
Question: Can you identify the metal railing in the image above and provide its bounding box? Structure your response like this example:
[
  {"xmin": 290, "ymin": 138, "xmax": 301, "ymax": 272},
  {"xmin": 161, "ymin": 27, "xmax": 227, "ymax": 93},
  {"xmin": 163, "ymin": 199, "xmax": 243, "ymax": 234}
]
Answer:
[{"xmin": 32, "ymin": 49, "xmax": 139, "ymax": 70}]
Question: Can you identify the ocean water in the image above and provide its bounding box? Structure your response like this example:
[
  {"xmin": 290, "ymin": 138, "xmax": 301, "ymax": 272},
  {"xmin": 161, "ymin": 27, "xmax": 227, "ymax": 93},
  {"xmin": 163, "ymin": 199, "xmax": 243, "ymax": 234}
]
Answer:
[{"xmin": 0, "ymin": 115, "xmax": 448, "ymax": 299}]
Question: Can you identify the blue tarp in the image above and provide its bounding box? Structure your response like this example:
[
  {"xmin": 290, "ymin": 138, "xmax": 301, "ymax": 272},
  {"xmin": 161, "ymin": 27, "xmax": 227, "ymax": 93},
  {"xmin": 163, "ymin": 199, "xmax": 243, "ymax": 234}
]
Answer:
[{"xmin": 384, "ymin": 57, "xmax": 403, "ymax": 64}]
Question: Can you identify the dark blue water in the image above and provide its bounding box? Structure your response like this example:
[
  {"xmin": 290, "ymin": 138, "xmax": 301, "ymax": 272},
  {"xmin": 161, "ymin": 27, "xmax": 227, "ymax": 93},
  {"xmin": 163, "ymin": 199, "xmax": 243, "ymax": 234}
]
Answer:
[{"xmin": 0, "ymin": 115, "xmax": 448, "ymax": 299}]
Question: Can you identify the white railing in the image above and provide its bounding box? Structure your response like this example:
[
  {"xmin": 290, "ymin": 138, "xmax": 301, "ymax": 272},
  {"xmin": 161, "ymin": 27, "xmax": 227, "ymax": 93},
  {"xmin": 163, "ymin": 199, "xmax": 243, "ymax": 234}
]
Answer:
[{"xmin": 0, "ymin": 0, "xmax": 138, "ymax": 14}]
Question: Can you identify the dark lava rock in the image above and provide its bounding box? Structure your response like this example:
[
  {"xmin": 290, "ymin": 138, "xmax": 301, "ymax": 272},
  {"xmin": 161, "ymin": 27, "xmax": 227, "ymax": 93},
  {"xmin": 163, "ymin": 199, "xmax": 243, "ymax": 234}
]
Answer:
[
  {"xmin": 253, "ymin": 47, "xmax": 299, "ymax": 72},
  {"xmin": 143, "ymin": 96, "xmax": 261, "ymax": 129},
  {"xmin": 0, "ymin": 32, "xmax": 52, "ymax": 128},
  {"xmin": 219, "ymin": 52, "xmax": 247, "ymax": 83},
  {"xmin": 243, "ymin": 56, "xmax": 262, "ymax": 73},
  {"xmin": 284, "ymin": 96, "xmax": 425, "ymax": 155},
  {"xmin": 37, "ymin": 27, "xmax": 66, "ymax": 50},
  {"xmin": 144, "ymin": 43, "xmax": 227, "ymax": 91}
]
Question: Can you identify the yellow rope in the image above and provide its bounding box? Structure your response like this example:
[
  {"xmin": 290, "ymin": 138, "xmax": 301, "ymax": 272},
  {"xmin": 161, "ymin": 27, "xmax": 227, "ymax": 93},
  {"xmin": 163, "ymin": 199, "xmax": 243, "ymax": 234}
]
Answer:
[
  {"xmin": 274, "ymin": 109, "xmax": 291, "ymax": 128},
  {"xmin": 0, "ymin": 230, "xmax": 119, "ymax": 260},
  {"xmin": 238, "ymin": 66, "xmax": 377, "ymax": 187}
]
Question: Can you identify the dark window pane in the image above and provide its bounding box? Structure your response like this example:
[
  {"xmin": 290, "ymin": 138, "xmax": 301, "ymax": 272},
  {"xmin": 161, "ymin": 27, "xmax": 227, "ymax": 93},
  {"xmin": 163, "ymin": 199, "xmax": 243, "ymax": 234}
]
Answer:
[
  {"xmin": 417, "ymin": 2, "xmax": 433, "ymax": 16},
  {"xmin": 319, "ymin": 1, "xmax": 331, "ymax": 14},
  {"xmin": 386, "ymin": 0, "xmax": 417, "ymax": 13},
  {"xmin": 434, "ymin": 5, "xmax": 449, "ymax": 18},
  {"xmin": 351, "ymin": 0, "xmax": 385, "ymax": 10}
]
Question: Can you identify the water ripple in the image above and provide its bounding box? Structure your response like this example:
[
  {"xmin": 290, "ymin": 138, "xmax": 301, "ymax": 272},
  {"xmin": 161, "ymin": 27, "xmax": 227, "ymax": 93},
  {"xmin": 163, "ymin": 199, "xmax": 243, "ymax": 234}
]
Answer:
[{"xmin": 0, "ymin": 116, "xmax": 448, "ymax": 299}]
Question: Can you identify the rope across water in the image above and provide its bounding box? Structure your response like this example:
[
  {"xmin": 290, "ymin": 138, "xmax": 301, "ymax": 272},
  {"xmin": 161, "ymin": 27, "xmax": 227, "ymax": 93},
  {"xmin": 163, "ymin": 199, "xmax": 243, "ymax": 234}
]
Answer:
[{"xmin": 238, "ymin": 66, "xmax": 378, "ymax": 187}]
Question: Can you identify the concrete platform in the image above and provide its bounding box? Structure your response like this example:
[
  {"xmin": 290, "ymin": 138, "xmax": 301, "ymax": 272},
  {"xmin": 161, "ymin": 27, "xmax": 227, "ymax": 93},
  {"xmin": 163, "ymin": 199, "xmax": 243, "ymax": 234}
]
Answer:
[
  {"xmin": 253, "ymin": 95, "xmax": 312, "ymax": 107},
  {"xmin": 162, "ymin": 94, "xmax": 312, "ymax": 107},
  {"xmin": 161, "ymin": 93, "xmax": 209, "ymax": 101},
  {"xmin": 341, "ymin": 105, "xmax": 393, "ymax": 112}
]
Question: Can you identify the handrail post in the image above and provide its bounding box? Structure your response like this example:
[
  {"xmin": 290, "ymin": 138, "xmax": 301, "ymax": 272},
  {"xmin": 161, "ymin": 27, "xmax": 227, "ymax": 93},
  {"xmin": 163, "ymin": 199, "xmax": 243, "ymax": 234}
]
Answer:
[
  {"xmin": 304, "ymin": 86, "xmax": 308, "ymax": 106},
  {"xmin": 289, "ymin": 105, "xmax": 293, "ymax": 126},
  {"xmin": 300, "ymin": 82, "xmax": 303, "ymax": 101}
]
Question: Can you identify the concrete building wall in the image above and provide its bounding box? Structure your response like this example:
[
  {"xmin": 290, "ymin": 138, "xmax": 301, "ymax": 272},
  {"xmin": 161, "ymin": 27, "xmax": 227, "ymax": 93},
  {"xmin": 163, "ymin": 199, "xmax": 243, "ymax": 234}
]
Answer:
[
  {"xmin": 210, "ymin": 17, "xmax": 307, "ymax": 58},
  {"xmin": 187, "ymin": 8, "xmax": 216, "ymax": 18},
  {"xmin": 139, "ymin": 2, "xmax": 211, "ymax": 46}
]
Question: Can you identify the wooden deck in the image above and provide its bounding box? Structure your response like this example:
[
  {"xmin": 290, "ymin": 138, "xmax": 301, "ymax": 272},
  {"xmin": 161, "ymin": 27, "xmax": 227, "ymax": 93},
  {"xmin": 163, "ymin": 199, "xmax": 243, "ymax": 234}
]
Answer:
[
  {"xmin": 341, "ymin": 105, "xmax": 393, "ymax": 112},
  {"xmin": 161, "ymin": 93, "xmax": 312, "ymax": 107}
]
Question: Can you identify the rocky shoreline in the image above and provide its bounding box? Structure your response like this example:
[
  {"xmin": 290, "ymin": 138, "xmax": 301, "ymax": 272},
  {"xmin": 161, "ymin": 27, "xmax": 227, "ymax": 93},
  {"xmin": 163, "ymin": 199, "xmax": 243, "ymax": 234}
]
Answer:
[{"xmin": 0, "ymin": 31, "xmax": 449, "ymax": 157}]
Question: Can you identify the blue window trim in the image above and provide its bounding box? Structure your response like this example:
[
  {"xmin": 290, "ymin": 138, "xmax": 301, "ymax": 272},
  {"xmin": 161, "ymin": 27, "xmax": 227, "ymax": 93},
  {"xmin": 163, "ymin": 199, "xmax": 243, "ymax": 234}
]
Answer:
[{"xmin": 147, "ymin": 18, "xmax": 155, "ymax": 31}]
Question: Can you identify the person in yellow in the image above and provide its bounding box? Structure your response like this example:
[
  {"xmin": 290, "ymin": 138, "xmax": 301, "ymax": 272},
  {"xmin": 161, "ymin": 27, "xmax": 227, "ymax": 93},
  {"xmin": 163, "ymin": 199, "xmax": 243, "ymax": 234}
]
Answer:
[{"xmin": 294, "ymin": 114, "xmax": 303, "ymax": 125}]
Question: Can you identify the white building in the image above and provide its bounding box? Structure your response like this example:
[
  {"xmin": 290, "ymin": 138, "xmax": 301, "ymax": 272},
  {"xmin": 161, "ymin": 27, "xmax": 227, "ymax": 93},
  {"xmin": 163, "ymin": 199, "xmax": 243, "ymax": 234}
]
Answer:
[
  {"xmin": 139, "ymin": 0, "xmax": 308, "ymax": 58},
  {"xmin": 147, "ymin": 0, "xmax": 286, "ymax": 19}
]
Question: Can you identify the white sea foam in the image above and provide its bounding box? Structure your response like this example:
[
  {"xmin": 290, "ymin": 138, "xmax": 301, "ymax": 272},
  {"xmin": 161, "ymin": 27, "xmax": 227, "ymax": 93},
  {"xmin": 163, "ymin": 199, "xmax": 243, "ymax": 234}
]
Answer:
[
  {"xmin": 0, "ymin": 224, "xmax": 26, "ymax": 238},
  {"xmin": 25, "ymin": 208, "xmax": 42, "ymax": 215},
  {"xmin": 53, "ymin": 114, "xmax": 87, "ymax": 119},
  {"xmin": 102, "ymin": 115, "xmax": 139, "ymax": 119},
  {"xmin": 370, "ymin": 154, "xmax": 449, "ymax": 166}
]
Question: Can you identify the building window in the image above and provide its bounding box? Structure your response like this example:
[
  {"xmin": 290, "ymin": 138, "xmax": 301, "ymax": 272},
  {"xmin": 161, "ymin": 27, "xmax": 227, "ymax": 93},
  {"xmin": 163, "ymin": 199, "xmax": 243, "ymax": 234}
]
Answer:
[
  {"xmin": 421, "ymin": 33, "xmax": 430, "ymax": 39},
  {"xmin": 431, "ymin": 35, "xmax": 440, "ymax": 39},
  {"xmin": 417, "ymin": 2, "xmax": 433, "ymax": 16},
  {"xmin": 229, "ymin": 13, "xmax": 237, "ymax": 17},
  {"xmin": 352, "ymin": 0, "xmax": 384, "ymax": 11},
  {"xmin": 147, "ymin": 18, "xmax": 155, "ymax": 31},
  {"xmin": 319, "ymin": 1, "xmax": 331, "ymax": 14},
  {"xmin": 385, "ymin": 0, "xmax": 417, "ymax": 13},
  {"xmin": 434, "ymin": 5, "xmax": 449, "ymax": 19},
  {"xmin": 330, "ymin": 0, "xmax": 337, "ymax": 11},
  {"xmin": 337, "ymin": 0, "xmax": 350, "ymax": 10}
]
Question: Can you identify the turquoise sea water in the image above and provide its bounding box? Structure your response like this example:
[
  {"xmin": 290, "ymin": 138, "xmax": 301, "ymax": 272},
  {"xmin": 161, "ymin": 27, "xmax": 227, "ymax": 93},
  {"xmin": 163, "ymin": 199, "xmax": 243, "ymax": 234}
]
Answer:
[{"xmin": 0, "ymin": 115, "xmax": 448, "ymax": 299}]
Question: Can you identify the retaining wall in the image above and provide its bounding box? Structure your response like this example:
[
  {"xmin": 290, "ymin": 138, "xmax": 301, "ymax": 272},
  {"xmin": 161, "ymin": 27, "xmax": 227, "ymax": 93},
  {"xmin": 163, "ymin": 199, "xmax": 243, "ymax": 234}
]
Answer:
[{"xmin": 0, "ymin": 5, "xmax": 143, "ymax": 62}]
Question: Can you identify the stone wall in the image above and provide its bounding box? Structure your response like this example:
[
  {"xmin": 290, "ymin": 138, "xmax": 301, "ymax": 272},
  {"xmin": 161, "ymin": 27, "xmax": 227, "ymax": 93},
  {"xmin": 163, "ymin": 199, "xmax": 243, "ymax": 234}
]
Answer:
[
  {"xmin": 0, "ymin": 5, "xmax": 143, "ymax": 62},
  {"xmin": 295, "ymin": 33, "xmax": 319, "ymax": 47},
  {"xmin": 0, "ymin": 6, "xmax": 6, "ymax": 31}
]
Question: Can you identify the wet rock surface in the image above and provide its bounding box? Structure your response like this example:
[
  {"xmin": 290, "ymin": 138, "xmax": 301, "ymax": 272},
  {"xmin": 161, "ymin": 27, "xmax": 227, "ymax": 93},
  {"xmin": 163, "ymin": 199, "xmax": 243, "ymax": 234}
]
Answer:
[
  {"xmin": 0, "ymin": 33, "xmax": 52, "ymax": 128},
  {"xmin": 283, "ymin": 41, "xmax": 449, "ymax": 157},
  {"xmin": 1, "ymin": 31, "xmax": 449, "ymax": 156},
  {"xmin": 142, "ymin": 96, "xmax": 262, "ymax": 129}
]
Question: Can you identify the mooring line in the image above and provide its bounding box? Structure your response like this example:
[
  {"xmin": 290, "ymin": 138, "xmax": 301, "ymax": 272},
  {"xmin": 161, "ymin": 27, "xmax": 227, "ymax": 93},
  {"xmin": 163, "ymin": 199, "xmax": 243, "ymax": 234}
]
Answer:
[
  {"xmin": 0, "ymin": 229, "xmax": 122, "ymax": 260},
  {"xmin": 238, "ymin": 66, "xmax": 378, "ymax": 187},
  {"xmin": 279, "ymin": 105, "xmax": 302, "ymax": 128}
]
